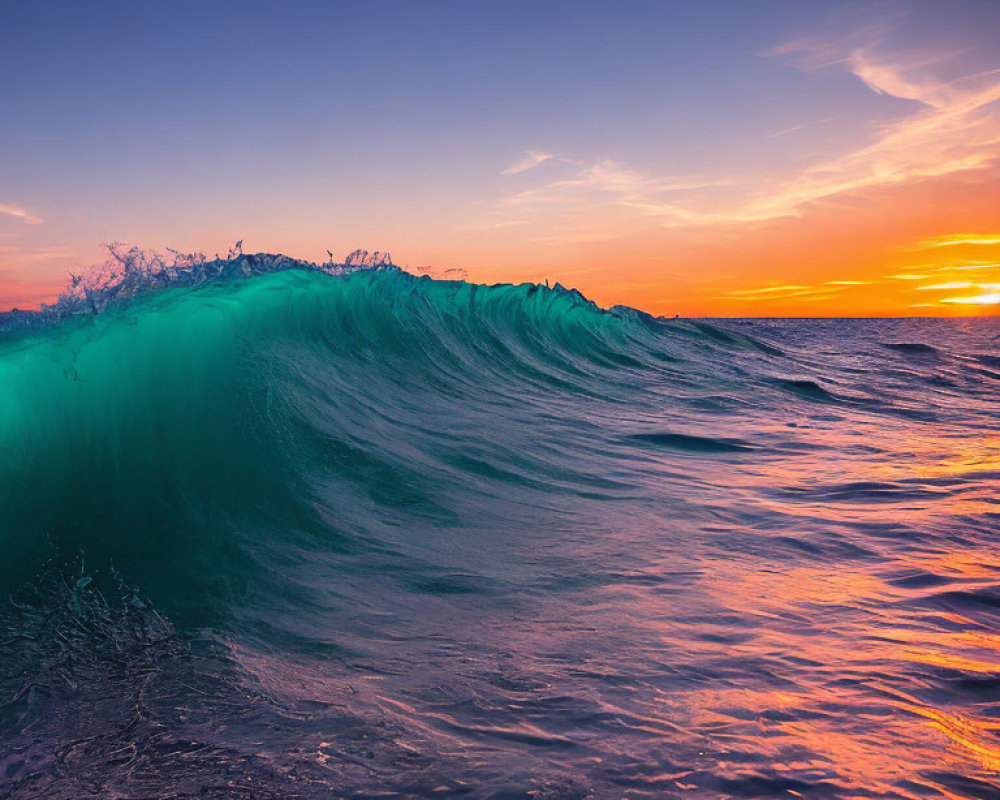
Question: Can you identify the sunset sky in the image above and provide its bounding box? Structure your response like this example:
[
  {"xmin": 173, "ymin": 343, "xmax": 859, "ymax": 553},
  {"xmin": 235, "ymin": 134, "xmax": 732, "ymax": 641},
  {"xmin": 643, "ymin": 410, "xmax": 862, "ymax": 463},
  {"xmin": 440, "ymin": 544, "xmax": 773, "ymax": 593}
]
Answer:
[{"xmin": 1, "ymin": 0, "xmax": 999, "ymax": 316}]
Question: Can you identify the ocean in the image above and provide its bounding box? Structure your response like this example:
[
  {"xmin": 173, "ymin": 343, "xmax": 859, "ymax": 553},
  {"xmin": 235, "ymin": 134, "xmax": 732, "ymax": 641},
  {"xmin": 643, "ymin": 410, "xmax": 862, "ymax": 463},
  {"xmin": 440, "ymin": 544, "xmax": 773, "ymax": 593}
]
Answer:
[{"xmin": 1, "ymin": 255, "xmax": 998, "ymax": 799}]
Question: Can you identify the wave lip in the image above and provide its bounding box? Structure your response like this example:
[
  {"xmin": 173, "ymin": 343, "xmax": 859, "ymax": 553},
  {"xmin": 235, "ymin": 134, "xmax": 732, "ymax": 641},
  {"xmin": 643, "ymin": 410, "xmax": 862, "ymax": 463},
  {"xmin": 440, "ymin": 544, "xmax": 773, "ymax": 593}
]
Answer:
[{"xmin": 1, "ymin": 243, "xmax": 395, "ymax": 337}]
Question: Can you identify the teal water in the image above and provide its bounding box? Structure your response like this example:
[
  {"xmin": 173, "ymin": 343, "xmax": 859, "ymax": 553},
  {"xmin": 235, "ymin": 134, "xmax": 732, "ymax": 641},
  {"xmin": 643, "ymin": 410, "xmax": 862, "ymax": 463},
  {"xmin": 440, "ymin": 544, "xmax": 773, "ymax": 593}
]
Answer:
[{"xmin": 1, "ymin": 260, "xmax": 999, "ymax": 799}]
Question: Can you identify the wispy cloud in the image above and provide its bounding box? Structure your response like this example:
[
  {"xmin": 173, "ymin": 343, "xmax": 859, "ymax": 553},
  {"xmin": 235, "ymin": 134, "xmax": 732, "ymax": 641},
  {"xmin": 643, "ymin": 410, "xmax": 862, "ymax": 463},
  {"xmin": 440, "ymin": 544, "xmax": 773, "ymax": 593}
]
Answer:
[
  {"xmin": 724, "ymin": 283, "xmax": 853, "ymax": 302},
  {"xmin": 0, "ymin": 245, "xmax": 73, "ymax": 264},
  {"xmin": 767, "ymin": 115, "xmax": 840, "ymax": 139},
  {"xmin": 916, "ymin": 281, "xmax": 974, "ymax": 291},
  {"xmin": 0, "ymin": 202, "xmax": 43, "ymax": 224},
  {"xmin": 494, "ymin": 18, "xmax": 1000, "ymax": 243},
  {"xmin": 940, "ymin": 291, "xmax": 1000, "ymax": 305},
  {"xmin": 498, "ymin": 156, "xmax": 744, "ymax": 239},
  {"xmin": 907, "ymin": 273, "xmax": 1000, "ymax": 305},
  {"xmin": 885, "ymin": 259, "xmax": 1000, "ymax": 282},
  {"xmin": 502, "ymin": 151, "xmax": 558, "ymax": 175},
  {"xmin": 914, "ymin": 233, "xmax": 1000, "ymax": 248},
  {"xmin": 940, "ymin": 262, "xmax": 1000, "ymax": 271},
  {"xmin": 504, "ymin": 158, "xmax": 736, "ymax": 203},
  {"xmin": 742, "ymin": 30, "xmax": 1000, "ymax": 218},
  {"xmin": 728, "ymin": 285, "xmax": 811, "ymax": 296}
]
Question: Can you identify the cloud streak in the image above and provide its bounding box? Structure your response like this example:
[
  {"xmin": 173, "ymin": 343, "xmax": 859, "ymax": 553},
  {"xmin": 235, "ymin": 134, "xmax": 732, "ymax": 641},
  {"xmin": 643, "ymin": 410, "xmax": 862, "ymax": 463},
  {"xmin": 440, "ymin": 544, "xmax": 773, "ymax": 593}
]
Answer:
[
  {"xmin": 915, "ymin": 234, "xmax": 1000, "ymax": 248},
  {"xmin": 940, "ymin": 291, "xmax": 1000, "ymax": 305},
  {"xmin": 767, "ymin": 114, "xmax": 841, "ymax": 139},
  {"xmin": 502, "ymin": 151, "xmax": 558, "ymax": 175},
  {"xmin": 0, "ymin": 203, "xmax": 42, "ymax": 224},
  {"xmin": 496, "ymin": 19, "xmax": 1000, "ymax": 242}
]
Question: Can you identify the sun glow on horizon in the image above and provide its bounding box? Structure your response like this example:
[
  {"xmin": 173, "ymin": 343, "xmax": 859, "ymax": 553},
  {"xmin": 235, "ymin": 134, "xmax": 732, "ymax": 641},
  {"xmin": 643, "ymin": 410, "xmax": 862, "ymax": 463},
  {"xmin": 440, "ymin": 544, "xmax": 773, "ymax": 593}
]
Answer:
[
  {"xmin": 917, "ymin": 234, "xmax": 1000, "ymax": 249},
  {"xmin": 940, "ymin": 291, "xmax": 1000, "ymax": 305}
]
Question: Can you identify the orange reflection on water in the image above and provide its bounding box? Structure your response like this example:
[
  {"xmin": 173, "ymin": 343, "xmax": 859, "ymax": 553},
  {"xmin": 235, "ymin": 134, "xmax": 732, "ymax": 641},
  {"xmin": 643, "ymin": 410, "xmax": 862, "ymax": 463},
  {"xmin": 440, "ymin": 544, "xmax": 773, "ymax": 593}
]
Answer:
[
  {"xmin": 718, "ymin": 415, "xmax": 1000, "ymax": 531},
  {"xmin": 656, "ymin": 683, "xmax": 974, "ymax": 798},
  {"xmin": 895, "ymin": 700, "xmax": 1000, "ymax": 773},
  {"xmin": 653, "ymin": 545, "xmax": 1000, "ymax": 797}
]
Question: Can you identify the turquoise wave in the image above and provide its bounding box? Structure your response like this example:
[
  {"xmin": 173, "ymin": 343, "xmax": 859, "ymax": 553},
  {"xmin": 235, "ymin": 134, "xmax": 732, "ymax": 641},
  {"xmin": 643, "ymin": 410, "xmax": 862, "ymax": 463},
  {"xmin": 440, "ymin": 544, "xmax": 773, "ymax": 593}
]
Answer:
[{"xmin": 0, "ymin": 263, "xmax": 680, "ymax": 626}]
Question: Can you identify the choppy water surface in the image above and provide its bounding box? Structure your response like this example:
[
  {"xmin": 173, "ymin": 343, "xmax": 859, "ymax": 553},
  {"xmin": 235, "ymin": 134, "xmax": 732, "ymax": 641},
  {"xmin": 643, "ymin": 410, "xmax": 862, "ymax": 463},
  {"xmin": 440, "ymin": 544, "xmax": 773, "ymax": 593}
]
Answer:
[{"xmin": 1, "ymin": 260, "xmax": 998, "ymax": 799}]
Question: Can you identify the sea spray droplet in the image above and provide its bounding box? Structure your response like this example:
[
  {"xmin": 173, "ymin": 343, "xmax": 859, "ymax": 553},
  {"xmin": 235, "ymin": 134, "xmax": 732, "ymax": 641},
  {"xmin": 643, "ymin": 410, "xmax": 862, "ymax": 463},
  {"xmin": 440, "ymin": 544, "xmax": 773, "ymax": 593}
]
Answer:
[{"xmin": 0, "ymin": 244, "xmax": 396, "ymax": 337}]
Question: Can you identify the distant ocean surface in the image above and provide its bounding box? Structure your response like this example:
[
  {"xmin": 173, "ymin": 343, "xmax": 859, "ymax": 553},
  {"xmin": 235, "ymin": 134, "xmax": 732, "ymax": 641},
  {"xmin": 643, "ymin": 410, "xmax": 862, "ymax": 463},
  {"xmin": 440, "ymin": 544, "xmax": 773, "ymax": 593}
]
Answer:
[{"xmin": 1, "ymin": 257, "xmax": 998, "ymax": 799}]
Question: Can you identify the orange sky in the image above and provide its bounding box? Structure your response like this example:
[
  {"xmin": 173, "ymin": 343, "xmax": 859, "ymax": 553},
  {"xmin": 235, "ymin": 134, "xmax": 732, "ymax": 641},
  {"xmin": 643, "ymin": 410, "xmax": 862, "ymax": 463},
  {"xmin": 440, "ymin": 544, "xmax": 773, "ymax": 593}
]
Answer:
[{"xmin": 435, "ymin": 158, "xmax": 1000, "ymax": 316}]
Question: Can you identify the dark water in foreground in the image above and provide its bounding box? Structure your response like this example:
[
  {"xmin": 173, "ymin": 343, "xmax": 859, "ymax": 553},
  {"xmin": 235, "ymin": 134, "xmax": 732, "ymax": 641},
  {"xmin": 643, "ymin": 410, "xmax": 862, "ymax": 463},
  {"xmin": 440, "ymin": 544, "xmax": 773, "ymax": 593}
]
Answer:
[{"xmin": 1, "ymin": 264, "xmax": 998, "ymax": 799}]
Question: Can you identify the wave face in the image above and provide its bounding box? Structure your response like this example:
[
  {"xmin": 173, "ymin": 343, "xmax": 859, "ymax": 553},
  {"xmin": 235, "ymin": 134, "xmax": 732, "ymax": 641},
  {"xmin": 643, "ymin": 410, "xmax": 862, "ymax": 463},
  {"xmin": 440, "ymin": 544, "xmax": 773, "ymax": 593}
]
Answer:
[{"xmin": 2, "ymin": 260, "xmax": 999, "ymax": 799}]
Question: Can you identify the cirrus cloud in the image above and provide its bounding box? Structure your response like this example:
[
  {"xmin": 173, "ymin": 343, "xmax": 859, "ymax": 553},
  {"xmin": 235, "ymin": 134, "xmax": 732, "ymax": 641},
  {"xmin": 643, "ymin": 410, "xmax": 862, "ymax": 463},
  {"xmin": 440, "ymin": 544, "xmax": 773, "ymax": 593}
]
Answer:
[
  {"xmin": 502, "ymin": 151, "xmax": 559, "ymax": 175},
  {"xmin": 0, "ymin": 202, "xmax": 43, "ymax": 224},
  {"xmin": 492, "ymin": 17, "xmax": 1000, "ymax": 244}
]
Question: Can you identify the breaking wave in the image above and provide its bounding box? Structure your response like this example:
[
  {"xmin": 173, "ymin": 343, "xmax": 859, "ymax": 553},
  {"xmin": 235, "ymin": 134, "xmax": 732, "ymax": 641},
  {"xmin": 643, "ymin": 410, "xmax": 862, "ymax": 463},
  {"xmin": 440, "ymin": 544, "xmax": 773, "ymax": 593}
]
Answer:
[{"xmin": 2, "ymin": 248, "xmax": 999, "ymax": 799}]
